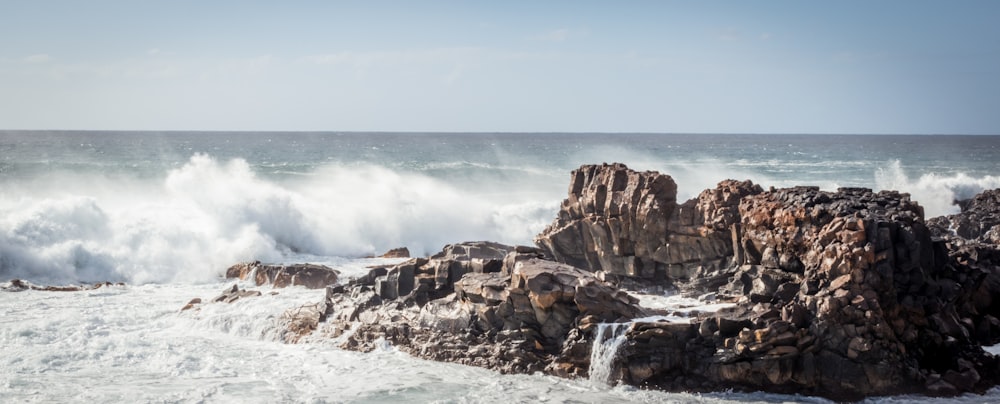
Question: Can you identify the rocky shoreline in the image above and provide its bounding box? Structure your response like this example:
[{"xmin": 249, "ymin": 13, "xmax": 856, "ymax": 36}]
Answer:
[
  {"xmin": 61, "ymin": 162, "xmax": 1000, "ymax": 400},
  {"xmin": 199, "ymin": 162, "xmax": 1000, "ymax": 400}
]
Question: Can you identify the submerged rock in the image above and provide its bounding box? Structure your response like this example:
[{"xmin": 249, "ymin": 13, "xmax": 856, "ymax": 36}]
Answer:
[{"xmin": 1, "ymin": 279, "xmax": 124, "ymax": 292}]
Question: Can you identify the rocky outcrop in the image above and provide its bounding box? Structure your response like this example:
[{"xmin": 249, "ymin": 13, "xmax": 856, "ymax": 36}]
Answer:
[
  {"xmin": 534, "ymin": 163, "xmax": 677, "ymax": 280},
  {"xmin": 216, "ymin": 164, "xmax": 1000, "ymax": 400},
  {"xmin": 378, "ymin": 247, "xmax": 411, "ymax": 258},
  {"xmin": 609, "ymin": 186, "xmax": 1000, "ymax": 400},
  {"xmin": 928, "ymin": 188, "xmax": 1000, "ymax": 245},
  {"xmin": 317, "ymin": 243, "xmax": 643, "ymax": 376},
  {"xmin": 535, "ymin": 163, "xmax": 762, "ymax": 291},
  {"xmin": 226, "ymin": 261, "xmax": 339, "ymax": 289}
]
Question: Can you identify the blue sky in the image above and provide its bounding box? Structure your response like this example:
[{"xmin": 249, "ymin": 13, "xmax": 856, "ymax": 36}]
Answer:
[{"xmin": 1, "ymin": 1, "xmax": 998, "ymax": 134}]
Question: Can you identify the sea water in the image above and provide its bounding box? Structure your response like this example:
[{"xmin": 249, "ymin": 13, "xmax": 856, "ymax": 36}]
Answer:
[{"xmin": 2, "ymin": 131, "xmax": 1000, "ymax": 402}]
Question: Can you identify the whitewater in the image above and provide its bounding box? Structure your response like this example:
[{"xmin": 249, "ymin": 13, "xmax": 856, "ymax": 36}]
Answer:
[{"xmin": 2, "ymin": 131, "xmax": 1000, "ymax": 402}]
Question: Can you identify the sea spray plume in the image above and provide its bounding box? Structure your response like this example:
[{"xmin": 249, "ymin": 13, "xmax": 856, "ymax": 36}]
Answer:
[
  {"xmin": 0, "ymin": 153, "xmax": 564, "ymax": 285},
  {"xmin": 165, "ymin": 154, "xmax": 325, "ymax": 256},
  {"xmin": 300, "ymin": 162, "xmax": 559, "ymax": 255},
  {"xmin": 0, "ymin": 197, "xmax": 119, "ymax": 284},
  {"xmin": 875, "ymin": 159, "xmax": 1000, "ymax": 218}
]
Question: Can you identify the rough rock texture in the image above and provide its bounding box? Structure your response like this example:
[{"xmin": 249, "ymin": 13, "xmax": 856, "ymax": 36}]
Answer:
[
  {"xmin": 378, "ymin": 247, "xmax": 411, "ymax": 258},
  {"xmin": 281, "ymin": 302, "xmax": 327, "ymax": 343},
  {"xmin": 226, "ymin": 261, "xmax": 339, "ymax": 289},
  {"xmin": 612, "ymin": 186, "xmax": 1000, "ymax": 400},
  {"xmin": 534, "ymin": 163, "xmax": 678, "ymax": 280},
  {"xmin": 535, "ymin": 163, "xmax": 762, "ymax": 291},
  {"xmin": 317, "ymin": 242, "xmax": 642, "ymax": 376},
  {"xmin": 929, "ymin": 188, "xmax": 1000, "ymax": 245}
]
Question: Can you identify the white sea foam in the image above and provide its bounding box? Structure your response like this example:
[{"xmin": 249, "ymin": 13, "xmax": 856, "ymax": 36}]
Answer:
[
  {"xmin": 0, "ymin": 154, "xmax": 562, "ymax": 285},
  {"xmin": 3, "ymin": 282, "xmax": 863, "ymax": 403},
  {"xmin": 875, "ymin": 160, "xmax": 1000, "ymax": 219}
]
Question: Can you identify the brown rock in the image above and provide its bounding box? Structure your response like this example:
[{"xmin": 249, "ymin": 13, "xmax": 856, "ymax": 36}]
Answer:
[{"xmin": 379, "ymin": 247, "xmax": 411, "ymax": 258}]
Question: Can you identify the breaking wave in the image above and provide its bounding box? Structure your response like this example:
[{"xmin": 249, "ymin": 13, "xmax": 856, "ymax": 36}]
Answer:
[
  {"xmin": 875, "ymin": 160, "xmax": 1000, "ymax": 218},
  {"xmin": 0, "ymin": 154, "xmax": 561, "ymax": 285}
]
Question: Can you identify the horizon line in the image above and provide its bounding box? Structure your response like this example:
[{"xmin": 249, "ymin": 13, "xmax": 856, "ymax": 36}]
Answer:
[{"xmin": 2, "ymin": 129, "xmax": 998, "ymax": 136}]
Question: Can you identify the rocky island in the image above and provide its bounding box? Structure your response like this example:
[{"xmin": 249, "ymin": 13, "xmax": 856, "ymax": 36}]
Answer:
[{"xmin": 214, "ymin": 163, "xmax": 1000, "ymax": 400}]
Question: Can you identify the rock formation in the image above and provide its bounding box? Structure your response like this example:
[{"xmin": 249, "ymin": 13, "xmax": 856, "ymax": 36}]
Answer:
[
  {"xmin": 534, "ymin": 165, "xmax": 1000, "ymax": 399},
  {"xmin": 317, "ymin": 242, "xmax": 642, "ymax": 376},
  {"xmin": 226, "ymin": 261, "xmax": 339, "ymax": 289},
  {"xmin": 378, "ymin": 247, "xmax": 411, "ymax": 258},
  {"xmin": 928, "ymin": 188, "xmax": 1000, "ymax": 245},
  {"xmin": 534, "ymin": 163, "xmax": 762, "ymax": 291},
  {"xmin": 221, "ymin": 164, "xmax": 1000, "ymax": 400}
]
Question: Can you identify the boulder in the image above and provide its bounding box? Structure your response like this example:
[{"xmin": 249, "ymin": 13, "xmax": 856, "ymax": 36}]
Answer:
[{"xmin": 225, "ymin": 261, "xmax": 340, "ymax": 289}]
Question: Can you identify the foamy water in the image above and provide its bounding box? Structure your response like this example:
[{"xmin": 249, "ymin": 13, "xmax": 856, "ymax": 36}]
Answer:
[{"xmin": 3, "ymin": 280, "xmax": 998, "ymax": 403}]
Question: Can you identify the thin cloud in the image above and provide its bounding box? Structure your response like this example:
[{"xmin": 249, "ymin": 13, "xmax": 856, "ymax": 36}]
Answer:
[
  {"xmin": 22, "ymin": 54, "xmax": 52, "ymax": 63},
  {"xmin": 534, "ymin": 28, "xmax": 572, "ymax": 42}
]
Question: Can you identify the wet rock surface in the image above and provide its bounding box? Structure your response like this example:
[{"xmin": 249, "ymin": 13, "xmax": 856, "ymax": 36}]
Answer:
[
  {"xmin": 928, "ymin": 188, "xmax": 1000, "ymax": 244},
  {"xmin": 318, "ymin": 242, "xmax": 642, "ymax": 376}
]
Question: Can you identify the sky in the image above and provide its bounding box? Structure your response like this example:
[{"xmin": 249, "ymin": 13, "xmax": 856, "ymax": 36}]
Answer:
[{"xmin": 1, "ymin": 0, "xmax": 998, "ymax": 134}]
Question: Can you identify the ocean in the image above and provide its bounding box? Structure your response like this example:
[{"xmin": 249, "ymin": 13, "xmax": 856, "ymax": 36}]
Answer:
[{"xmin": 2, "ymin": 131, "xmax": 999, "ymax": 403}]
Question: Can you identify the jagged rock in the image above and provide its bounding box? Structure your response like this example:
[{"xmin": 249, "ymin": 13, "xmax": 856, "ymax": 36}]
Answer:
[
  {"xmin": 225, "ymin": 261, "xmax": 340, "ymax": 289},
  {"xmin": 379, "ymin": 247, "xmax": 411, "ymax": 258},
  {"xmin": 318, "ymin": 248, "xmax": 643, "ymax": 377},
  {"xmin": 534, "ymin": 163, "xmax": 678, "ymax": 279},
  {"xmin": 217, "ymin": 167, "xmax": 1000, "ymax": 401},
  {"xmin": 534, "ymin": 164, "xmax": 762, "ymax": 291},
  {"xmin": 614, "ymin": 186, "xmax": 1000, "ymax": 400},
  {"xmin": 928, "ymin": 188, "xmax": 1000, "ymax": 243}
]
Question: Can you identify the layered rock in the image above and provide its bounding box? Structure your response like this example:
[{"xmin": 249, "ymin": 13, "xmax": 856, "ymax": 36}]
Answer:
[
  {"xmin": 226, "ymin": 261, "xmax": 339, "ymax": 289},
  {"xmin": 534, "ymin": 163, "xmax": 677, "ymax": 280},
  {"xmin": 535, "ymin": 163, "xmax": 762, "ymax": 291}
]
